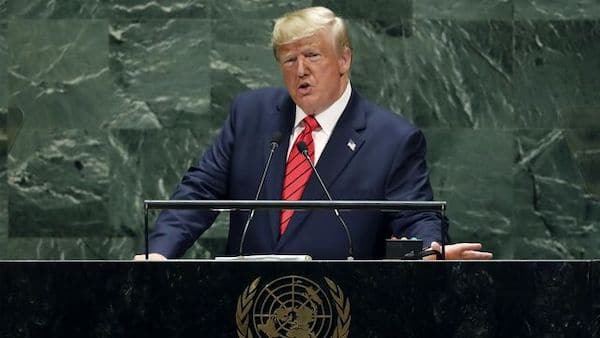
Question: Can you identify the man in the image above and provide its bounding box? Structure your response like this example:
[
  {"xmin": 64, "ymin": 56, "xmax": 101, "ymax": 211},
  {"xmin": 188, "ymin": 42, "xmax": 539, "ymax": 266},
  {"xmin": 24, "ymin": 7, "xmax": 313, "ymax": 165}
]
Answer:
[{"xmin": 136, "ymin": 7, "xmax": 491, "ymax": 260}]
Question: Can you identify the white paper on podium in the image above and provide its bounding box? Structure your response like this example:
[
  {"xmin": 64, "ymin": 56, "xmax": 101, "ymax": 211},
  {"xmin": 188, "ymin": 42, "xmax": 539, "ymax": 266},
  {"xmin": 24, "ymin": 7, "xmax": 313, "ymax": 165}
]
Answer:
[{"xmin": 214, "ymin": 254, "xmax": 312, "ymax": 261}]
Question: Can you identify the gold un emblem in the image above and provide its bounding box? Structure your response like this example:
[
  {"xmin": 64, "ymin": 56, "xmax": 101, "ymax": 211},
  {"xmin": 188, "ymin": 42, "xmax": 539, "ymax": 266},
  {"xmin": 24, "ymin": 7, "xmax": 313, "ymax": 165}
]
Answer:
[{"xmin": 236, "ymin": 275, "xmax": 351, "ymax": 338}]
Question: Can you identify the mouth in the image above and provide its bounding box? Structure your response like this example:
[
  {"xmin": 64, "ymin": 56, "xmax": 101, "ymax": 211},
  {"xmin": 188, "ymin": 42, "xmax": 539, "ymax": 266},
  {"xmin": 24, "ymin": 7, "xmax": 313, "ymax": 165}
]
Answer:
[{"xmin": 297, "ymin": 82, "xmax": 311, "ymax": 95}]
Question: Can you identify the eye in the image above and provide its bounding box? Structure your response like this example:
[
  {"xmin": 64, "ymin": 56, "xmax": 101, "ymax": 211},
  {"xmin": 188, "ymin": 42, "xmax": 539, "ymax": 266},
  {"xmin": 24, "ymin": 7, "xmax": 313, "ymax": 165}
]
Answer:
[
  {"xmin": 307, "ymin": 52, "xmax": 320, "ymax": 61},
  {"xmin": 281, "ymin": 56, "xmax": 296, "ymax": 66}
]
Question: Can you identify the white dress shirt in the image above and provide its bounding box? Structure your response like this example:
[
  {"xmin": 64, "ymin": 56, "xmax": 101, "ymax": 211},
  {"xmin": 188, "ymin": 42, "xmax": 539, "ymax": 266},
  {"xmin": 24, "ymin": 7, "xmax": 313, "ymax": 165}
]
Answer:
[{"xmin": 287, "ymin": 82, "xmax": 352, "ymax": 164}]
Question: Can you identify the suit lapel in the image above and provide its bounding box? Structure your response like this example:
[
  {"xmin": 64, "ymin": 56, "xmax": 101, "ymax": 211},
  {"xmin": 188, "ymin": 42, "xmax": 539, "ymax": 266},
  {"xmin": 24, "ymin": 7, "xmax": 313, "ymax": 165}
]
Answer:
[{"xmin": 276, "ymin": 89, "xmax": 367, "ymax": 249}]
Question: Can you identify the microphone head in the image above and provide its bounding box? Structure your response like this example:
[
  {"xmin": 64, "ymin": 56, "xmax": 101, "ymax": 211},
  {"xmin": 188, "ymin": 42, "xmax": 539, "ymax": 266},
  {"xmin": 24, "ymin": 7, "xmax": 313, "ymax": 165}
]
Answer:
[
  {"xmin": 270, "ymin": 131, "xmax": 283, "ymax": 146},
  {"xmin": 271, "ymin": 131, "xmax": 283, "ymax": 150},
  {"xmin": 296, "ymin": 141, "xmax": 309, "ymax": 154}
]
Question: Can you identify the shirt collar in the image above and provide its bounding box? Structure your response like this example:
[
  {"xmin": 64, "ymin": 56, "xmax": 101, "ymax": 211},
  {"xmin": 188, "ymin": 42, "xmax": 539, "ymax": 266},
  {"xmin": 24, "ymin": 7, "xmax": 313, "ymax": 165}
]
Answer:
[{"xmin": 293, "ymin": 82, "xmax": 352, "ymax": 136}]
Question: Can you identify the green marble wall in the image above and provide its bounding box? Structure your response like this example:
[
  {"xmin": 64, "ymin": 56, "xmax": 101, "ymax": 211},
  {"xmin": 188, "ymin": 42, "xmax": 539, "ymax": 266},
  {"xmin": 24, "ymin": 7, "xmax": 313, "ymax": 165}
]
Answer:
[{"xmin": 1, "ymin": 0, "xmax": 598, "ymax": 259}]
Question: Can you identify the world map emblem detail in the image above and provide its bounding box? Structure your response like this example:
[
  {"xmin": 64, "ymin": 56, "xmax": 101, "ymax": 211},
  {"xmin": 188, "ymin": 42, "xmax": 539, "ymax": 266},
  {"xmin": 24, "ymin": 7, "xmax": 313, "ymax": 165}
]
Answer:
[{"xmin": 236, "ymin": 275, "xmax": 350, "ymax": 338}]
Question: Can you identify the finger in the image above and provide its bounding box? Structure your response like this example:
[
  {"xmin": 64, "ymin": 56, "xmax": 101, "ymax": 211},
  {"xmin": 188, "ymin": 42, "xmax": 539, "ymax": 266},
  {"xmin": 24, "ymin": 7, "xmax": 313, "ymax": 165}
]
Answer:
[
  {"xmin": 462, "ymin": 250, "xmax": 493, "ymax": 260},
  {"xmin": 430, "ymin": 241, "xmax": 441, "ymax": 251},
  {"xmin": 454, "ymin": 243, "xmax": 483, "ymax": 251},
  {"xmin": 133, "ymin": 253, "xmax": 167, "ymax": 261}
]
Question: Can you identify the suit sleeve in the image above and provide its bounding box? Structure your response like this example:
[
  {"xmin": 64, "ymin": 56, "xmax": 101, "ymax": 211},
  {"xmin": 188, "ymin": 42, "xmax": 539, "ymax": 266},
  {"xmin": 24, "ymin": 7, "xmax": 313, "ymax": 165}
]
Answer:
[
  {"xmin": 385, "ymin": 128, "xmax": 449, "ymax": 247},
  {"xmin": 146, "ymin": 100, "xmax": 239, "ymax": 258}
]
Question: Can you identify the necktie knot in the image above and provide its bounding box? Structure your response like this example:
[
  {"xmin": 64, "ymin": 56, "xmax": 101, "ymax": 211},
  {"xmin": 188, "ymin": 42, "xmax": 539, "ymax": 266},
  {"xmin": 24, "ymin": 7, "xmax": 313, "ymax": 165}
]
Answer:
[{"xmin": 303, "ymin": 115, "xmax": 319, "ymax": 133}]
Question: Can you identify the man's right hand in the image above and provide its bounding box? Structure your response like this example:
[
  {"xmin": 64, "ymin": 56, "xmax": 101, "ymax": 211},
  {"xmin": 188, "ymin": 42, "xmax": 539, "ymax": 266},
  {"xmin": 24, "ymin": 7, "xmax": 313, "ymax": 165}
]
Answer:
[{"xmin": 133, "ymin": 253, "xmax": 168, "ymax": 261}]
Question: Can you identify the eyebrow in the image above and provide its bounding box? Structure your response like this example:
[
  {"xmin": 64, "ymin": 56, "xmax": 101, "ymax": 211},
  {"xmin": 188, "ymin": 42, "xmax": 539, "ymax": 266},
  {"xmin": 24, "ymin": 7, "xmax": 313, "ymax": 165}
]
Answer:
[{"xmin": 282, "ymin": 46, "xmax": 320, "ymax": 57}]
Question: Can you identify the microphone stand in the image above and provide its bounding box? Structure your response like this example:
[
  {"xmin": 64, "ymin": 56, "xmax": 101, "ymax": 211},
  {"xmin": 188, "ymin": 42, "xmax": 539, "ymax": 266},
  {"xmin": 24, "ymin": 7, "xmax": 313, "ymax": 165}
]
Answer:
[
  {"xmin": 238, "ymin": 134, "xmax": 281, "ymax": 256},
  {"xmin": 297, "ymin": 142, "xmax": 354, "ymax": 260}
]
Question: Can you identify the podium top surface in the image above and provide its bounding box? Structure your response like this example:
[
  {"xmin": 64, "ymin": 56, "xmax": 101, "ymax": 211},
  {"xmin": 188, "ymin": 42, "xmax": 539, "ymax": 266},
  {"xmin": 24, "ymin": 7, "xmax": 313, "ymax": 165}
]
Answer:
[{"xmin": 143, "ymin": 199, "xmax": 448, "ymax": 211}]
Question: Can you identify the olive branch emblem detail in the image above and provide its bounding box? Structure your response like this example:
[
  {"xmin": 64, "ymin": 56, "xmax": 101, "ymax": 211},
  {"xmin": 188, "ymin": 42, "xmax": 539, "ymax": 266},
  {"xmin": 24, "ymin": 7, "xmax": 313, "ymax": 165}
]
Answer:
[
  {"xmin": 236, "ymin": 277, "xmax": 260, "ymax": 338},
  {"xmin": 325, "ymin": 277, "xmax": 351, "ymax": 338}
]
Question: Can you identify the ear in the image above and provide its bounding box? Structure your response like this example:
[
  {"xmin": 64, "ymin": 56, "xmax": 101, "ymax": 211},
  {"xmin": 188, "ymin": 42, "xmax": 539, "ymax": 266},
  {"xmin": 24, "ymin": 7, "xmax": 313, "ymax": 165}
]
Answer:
[{"xmin": 338, "ymin": 46, "xmax": 352, "ymax": 75}]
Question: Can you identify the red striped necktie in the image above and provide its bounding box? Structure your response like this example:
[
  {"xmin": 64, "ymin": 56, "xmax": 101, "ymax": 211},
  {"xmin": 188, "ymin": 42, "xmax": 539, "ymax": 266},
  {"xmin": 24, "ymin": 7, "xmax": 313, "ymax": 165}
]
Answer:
[{"xmin": 280, "ymin": 115, "xmax": 320, "ymax": 235}]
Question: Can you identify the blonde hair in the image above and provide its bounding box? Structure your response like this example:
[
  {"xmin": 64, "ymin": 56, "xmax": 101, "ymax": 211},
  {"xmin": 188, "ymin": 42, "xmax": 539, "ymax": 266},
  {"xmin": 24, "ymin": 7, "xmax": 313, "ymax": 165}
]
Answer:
[{"xmin": 271, "ymin": 6, "xmax": 351, "ymax": 60}]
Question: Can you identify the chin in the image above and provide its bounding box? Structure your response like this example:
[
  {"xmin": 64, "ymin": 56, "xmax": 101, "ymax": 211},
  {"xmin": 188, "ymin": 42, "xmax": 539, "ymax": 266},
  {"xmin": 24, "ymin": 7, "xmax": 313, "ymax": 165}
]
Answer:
[
  {"xmin": 298, "ymin": 100, "xmax": 320, "ymax": 113},
  {"xmin": 300, "ymin": 105, "xmax": 318, "ymax": 115}
]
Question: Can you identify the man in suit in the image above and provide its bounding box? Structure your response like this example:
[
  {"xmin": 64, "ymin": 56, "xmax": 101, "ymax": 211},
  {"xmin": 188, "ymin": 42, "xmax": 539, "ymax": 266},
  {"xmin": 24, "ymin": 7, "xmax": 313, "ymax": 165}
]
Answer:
[{"xmin": 136, "ymin": 6, "xmax": 491, "ymax": 260}]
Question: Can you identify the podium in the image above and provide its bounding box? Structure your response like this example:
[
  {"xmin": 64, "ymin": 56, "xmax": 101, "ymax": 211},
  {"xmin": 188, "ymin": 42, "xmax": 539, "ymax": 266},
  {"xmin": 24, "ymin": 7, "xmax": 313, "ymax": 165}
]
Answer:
[{"xmin": 1, "ymin": 260, "xmax": 598, "ymax": 337}]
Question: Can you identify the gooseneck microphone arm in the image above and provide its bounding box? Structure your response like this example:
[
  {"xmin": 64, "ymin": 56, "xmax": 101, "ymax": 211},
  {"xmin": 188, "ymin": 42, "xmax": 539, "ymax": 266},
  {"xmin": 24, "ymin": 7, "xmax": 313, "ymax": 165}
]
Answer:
[
  {"xmin": 296, "ymin": 141, "xmax": 354, "ymax": 260},
  {"xmin": 238, "ymin": 132, "xmax": 282, "ymax": 256}
]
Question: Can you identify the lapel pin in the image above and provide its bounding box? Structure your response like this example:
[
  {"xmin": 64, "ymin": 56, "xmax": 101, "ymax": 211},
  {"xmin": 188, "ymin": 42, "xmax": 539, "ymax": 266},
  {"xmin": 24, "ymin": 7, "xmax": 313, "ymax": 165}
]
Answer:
[{"xmin": 347, "ymin": 139, "xmax": 356, "ymax": 151}]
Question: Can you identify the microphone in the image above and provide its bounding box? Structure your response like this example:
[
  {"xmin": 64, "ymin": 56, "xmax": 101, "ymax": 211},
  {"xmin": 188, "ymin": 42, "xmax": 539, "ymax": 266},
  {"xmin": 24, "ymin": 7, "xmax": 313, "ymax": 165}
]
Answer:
[
  {"xmin": 296, "ymin": 141, "xmax": 354, "ymax": 260},
  {"xmin": 238, "ymin": 132, "xmax": 282, "ymax": 256}
]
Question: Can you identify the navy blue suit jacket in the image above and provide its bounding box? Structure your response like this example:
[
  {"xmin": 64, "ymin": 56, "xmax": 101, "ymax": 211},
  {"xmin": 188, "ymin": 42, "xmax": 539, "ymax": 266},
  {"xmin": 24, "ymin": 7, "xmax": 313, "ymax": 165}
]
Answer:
[{"xmin": 149, "ymin": 88, "xmax": 447, "ymax": 259}]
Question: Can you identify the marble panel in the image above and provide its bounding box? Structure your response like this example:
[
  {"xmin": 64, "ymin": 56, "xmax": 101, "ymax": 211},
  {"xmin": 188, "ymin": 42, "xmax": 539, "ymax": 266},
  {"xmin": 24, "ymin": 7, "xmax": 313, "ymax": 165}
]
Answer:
[
  {"xmin": 513, "ymin": 20, "xmax": 600, "ymax": 128},
  {"xmin": 8, "ymin": 129, "xmax": 110, "ymax": 237},
  {"xmin": 512, "ymin": 129, "xmax": 600, "ymax": 259},
  {"xmin": 0, "ymin": 237, "xmax": 138, "ymax": 259},
  {"xmin": 0, "ymin": 23, "xmax": 6, "ymax": 238},
  {"xmin": 106, "ymin": 0, "xmax": 209, "ymax": 19},
  {"xmin": 108, "ymin": 19, "xmax": 210, "ymax": 130},
  {"xmin": 314, "ymin": 0, "xmax": 412, "ymax": 21},
  {"xmin": 515, "ymin": 0, "xmax": 600, "ymax": 19},
  {"xmin": 0, "ymin": 229, "xmax": 223, "ymax": 259},
  {"xmin": 107, "ymin": 128, "xmax": 215, "ymax": 237},
  {"xmin": 425, "ymin": 129, "xmax": 514, "ymax": 258},
  {"xmin": 565, "ymin": 129, "xmax": 600, "ymax": 196},
  {"xmin": 347, "ymin": 19, "xmax": 412, "ymax": 119},
  {"xmin": 414, "ymin": 0, "xmax": 513, "ymax": 20},
  {"xmin": 210, "ymin": 19, "xmax": 282, "ymax": 120},
  {"xmin": 410, "ymin": 20, "xmax": 514, "ymax": 128},
  {"xmin": 0, "ymin": 21, "xmax": 5, "ymax": 107},
  {"xmin": 8, "ymin": 0, "xmax": 105, "ymax": 19},
  {"xmin": 211, "ymin": 0, "xmax": 311, "ymax": 19},
  {"xmin": 8, "ymin": 20, "xmax": 113, "ymax": 131},
  {"xmin": 0, "ymin": 116, "xmax": 5, "ymax": 239},
  {"xmin": 107, "ymin": 127, "xmax": 229, "ymax": 258},
  {"xmin": 0, "ymin": 0, "xmax": 6, "ymax": 19}
]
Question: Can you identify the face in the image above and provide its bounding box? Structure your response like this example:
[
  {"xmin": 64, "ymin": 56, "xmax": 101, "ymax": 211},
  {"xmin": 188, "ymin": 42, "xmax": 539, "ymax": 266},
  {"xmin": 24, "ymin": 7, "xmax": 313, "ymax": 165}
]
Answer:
[{"xmin": 276, "ymin": 30, "xmax": 351, "ymax": 115}]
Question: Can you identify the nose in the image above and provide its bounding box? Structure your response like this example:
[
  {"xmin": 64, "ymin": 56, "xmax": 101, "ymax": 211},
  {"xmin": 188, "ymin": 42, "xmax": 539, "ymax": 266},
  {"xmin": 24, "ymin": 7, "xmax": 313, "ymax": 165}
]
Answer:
[{"xmin": 296, "ymin": 56, "xmax": 308, "ymax": 77}]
